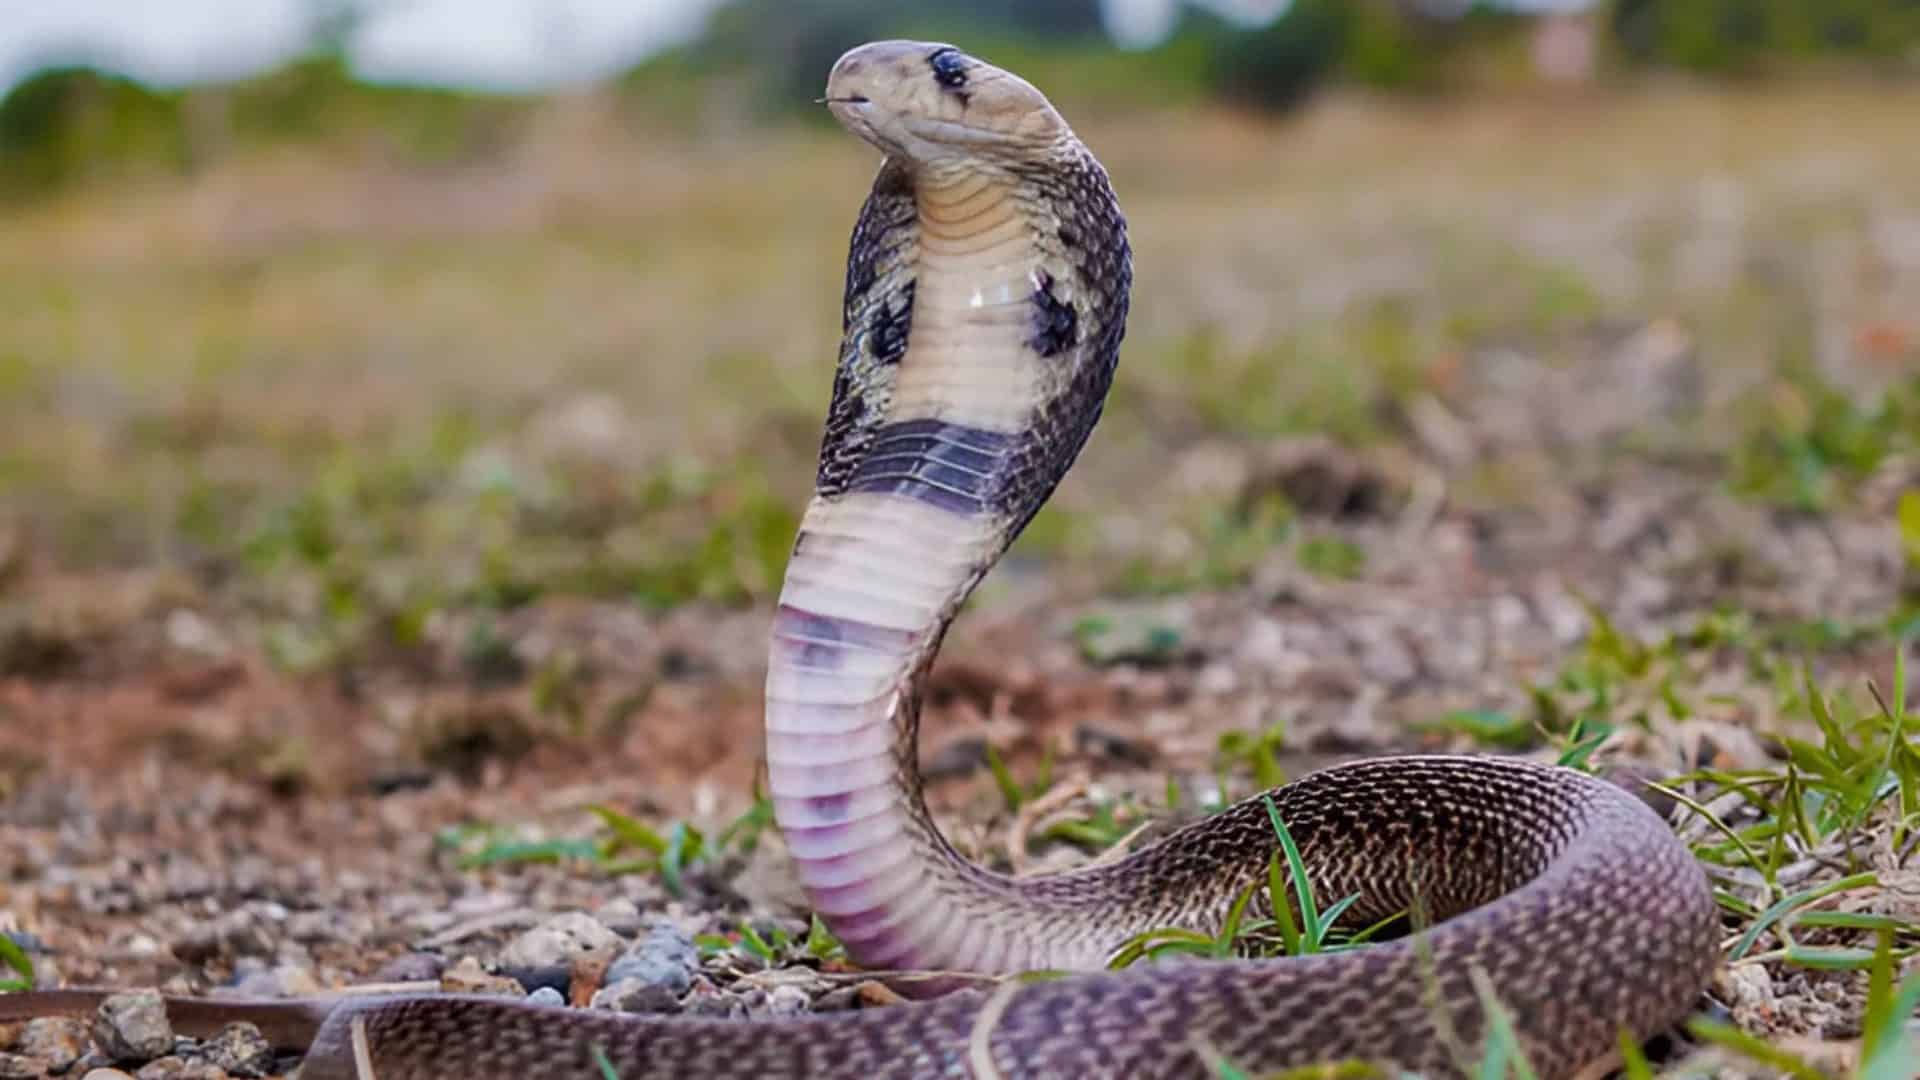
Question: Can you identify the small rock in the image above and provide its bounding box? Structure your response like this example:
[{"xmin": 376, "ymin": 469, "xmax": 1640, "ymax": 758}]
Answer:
[
  {"xmin": 0, "ymin": 1051, "xmax": 42, "ymax": 1079},
  {"xmin": 370, "ymin": 953, "xmax": 445, "ymax": 984},
  {"xmin": 603, "ymin": 922, "xmax": 698, "ymax": 997},
  {"xmin": 171, "ymin": 911, "xmax": 272, "ymax": 965},
  {"xmin": 438, "ymin": 956, "xmax": 524, "ymax": 997},
  {"xmin": 282, "ymin": 911, "xmax": 340, "ymax": 944},
  {"xmin": 594, "ymin": 898, "xmax": 643, "ymax": 936},
  {"xmin": 200, "ymin": 1023, "xmax": 273, "ymax": 1079},
  {"xmin": 589, "ymin": 978, "xmax": 679, "ymax": 1015},
  {"xmin": 815, "ymin": 979, "xmax": 907, "ymax": 1013},
  {"xmin": 856, "ymin": 980, "xmax": 909, "ymax": 1008},
  {"xmin": 813, "ymin": 984, "xmax": 862, "ymax": 1013},
  {"xmin": 221, "ymin": 965, "xmax": 321, "ymax": 1001},
  {"xmin": 494, "ymin": 965, "xmax": 571, "ymax": 999},
  {"xmin": 763, "ymin": 984, "xmax": 810, "ymax": 1018},
  {"xmin": 134, "ymin": 1059, "xmax": 227, "ymax": 1080},
  {"xmin": 680, "ymin": 982, "xmax": 746, "ymax": 1020},
  {"xmin": 92, "ymin": 991, "xmax": 172, "ymax": 1063},
  {"xmin": 499, "ymin": 913, "xmax": 621, "ymax": 970},
  {"xmin": 81, "ymin": 1070, "xmax": 136, "ymax": 1080},
  {"xmin": 1719, "ymin": 963, "xmax": 1778, "ymax": 1033},
  {"xmin": 525, "ymin": 987, "xmax": 565, "ymax": 1008},
  {"xmin": 17, "ymin": 1017, "xmax": 88, "ymax": 1070},
  {"xmin": 163, "ymin": 609, "xmax": 230, "ymax": 658}
]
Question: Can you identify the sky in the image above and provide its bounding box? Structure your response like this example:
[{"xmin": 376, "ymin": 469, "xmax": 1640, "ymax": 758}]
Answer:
[
  {"xmin": 0, "ymin": 0, "xmax": 725, "ymax": 95},
  {"xmin": 0, "ymin": 0, "xmax": 1595, "ymax": 98}
]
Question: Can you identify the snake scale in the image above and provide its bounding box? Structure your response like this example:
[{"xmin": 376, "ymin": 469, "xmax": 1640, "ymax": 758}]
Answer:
[{"xmin": 2, "ymin": 41, "xmax": 1720, "ymax": 1079}]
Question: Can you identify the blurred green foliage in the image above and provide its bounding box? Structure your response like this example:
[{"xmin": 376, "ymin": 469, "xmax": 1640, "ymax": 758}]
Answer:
[
  {"xmin": 1728, "ymin": 371, "xmax": 1920, "ymax": 512},
  {"xmin": 0, "ymin": 67, "xmax": 191, "ymax": 196},
  {"xmin": 1612, "ymin": 0, "xmax": 1920, "ymax": 74}
]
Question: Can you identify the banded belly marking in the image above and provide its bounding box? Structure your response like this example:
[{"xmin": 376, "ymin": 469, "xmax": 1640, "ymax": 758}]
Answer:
[
  {"xmin": 844, "ymin": 418, "xmax": 1013, "ymax": 514},
  {"xmin": 770, "ymin": 604, "xmax": 919, "ymax": 667}
]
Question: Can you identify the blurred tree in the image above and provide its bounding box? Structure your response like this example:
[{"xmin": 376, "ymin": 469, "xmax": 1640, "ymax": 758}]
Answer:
[
  {"xmin": 1200, "ymin": 0, "xmax": 1352, "ymax": 110},
  {"xmin": 1610, "ymin": 0, "xmax": 1920, "ymax": 73},
  {"xmin": 1200, "ymin": 0, "xmax": 1528, "ymax": 110},
  {"xmin": 683, "ymin": 0, "xmax": 1107, "ymax": 113},
  {"xmin": 0, "ymin": 67, "xmax": 189, "ymax": 197}
]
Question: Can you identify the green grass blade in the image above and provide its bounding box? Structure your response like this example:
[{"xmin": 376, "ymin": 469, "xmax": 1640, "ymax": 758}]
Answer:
[
  {"xmin": 1469, "ymin": 969, "xmax": 1538, "ymax": 1080},
  {"xmin": 1267, "ymin": 850, "xmax": 1303, "ymax": 956},
  {"xmin": 1215, "ymin": 880, "xmax": 1259, "ymax": 958},
  {"xmin": 1263, "ymin": 796, "xmax": 1322, "ymax": 941},
  {"xmin": 0, "ymin": 931, "xmax": 33, "ymax": 992},
  {"xmin": 1685, "ymin": 1017, "xmax": 1827, "ymax": 1080},
  {"xmin": 589, "ymin": 804, "xmax": 669, "ymax": 855},
  {"xmin": 985, "ymin": 743, "xmax": 1024, "ymax": 811},
  {"xmin": 1615, "ymin": 1030, "xmax": 1653, "ymax": 1080},
  {"xmin": 1312, "ymin": 893, "xmax": 1364, "ymax": 947},
  {"xmin": 1728, "ymin": 870, "xmax": 1876, "ymax": 961}
]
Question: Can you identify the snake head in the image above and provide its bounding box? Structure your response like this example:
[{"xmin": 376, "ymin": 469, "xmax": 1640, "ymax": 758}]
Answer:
[{"xmin": 823, "ymin": 40, "xmax": 1071, "ymax": 171}]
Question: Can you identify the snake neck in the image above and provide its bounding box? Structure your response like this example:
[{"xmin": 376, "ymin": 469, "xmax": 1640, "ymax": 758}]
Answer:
[{"xmin": 766, "ymin": 169, "xmax": 1100, "ymax": 971}]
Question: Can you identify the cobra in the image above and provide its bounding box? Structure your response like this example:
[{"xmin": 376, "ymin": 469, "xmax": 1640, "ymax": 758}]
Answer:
[{"xmin": 1, "ymin": 41, "xmax": 1719, "ymax": 1078}]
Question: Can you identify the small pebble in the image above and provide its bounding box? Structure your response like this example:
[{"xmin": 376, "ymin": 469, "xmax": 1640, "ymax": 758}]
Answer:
[
  {"xmin": 370, "ymin": 953, "xmax": 445, "ymax": 984},
  {"xmin": 603, "ymin": 921, "xmax": 698, "ymax": 997},
  {"xmin": 856, "ymin": 980, "xmax": 909, "ymax": 1008},
  {"xmin": 134, "ymin": 1059, "xmax": 228, "ymax": 1080},
  {"xmin": 221, "ymin": 966, "xmax": 320, "ymax": 1000},
  {"xmin": 525, "ymin": 987, "xmax": 565, "ymax": 1007},
  {"xmin": 681, "ymin": 984, "xmax": 747, "ymax": 1021},
  {"xmin": 763, "ymin": 984, "xmax": 811, "ymax": 1018},
  {"xmin": 494, "ymin": 965, "xmax": 571, "ymax": 999},
  {"xmin": 439, "ymin": 956, "xmax": 524, "ymax": 997},
  {"xmin": 590, "ymin": 978, "xmax": 679, "ymax": 1015},
  {"xmin": 81, "ymin": 1070, "xmax": 136, "ymax": 1080},
  {"xmin": 201, "ymin": 1023, "xmax": 273, "ymax": 1079},
  {"xmin": 594, "ymin": 898, "xmax": 643, "ymax": 936},
  {"xmin": 92, "ymin": 991, "xmax": 172, "ymax": 1063},
  {"xmin": 499, "ymin": 913, "xmax": 620, "ymax": 969},
  {"xmin": 0, "ymin": 1051, "xmax": 42, "ymax": 1080},
  {"xmin": 17, "ymin": 1016, "xmax": 89, "ymax": 1070},
  {"xmin": 171, "ymin": 911, "xmax": 272, "ymax": 965}
]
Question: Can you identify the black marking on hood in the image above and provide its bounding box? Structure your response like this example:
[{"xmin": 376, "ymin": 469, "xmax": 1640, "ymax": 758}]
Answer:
[
  {"xmin": 1028, "ymin": 270, "xmax": 1078, "ymax": 358},
  {"xmin": 871, "ymin": 282, "xmax": 913, "ymax": 366},
  {"xmin": 818, "ymin": 161, "xmax": 918, "ymax": 496}
]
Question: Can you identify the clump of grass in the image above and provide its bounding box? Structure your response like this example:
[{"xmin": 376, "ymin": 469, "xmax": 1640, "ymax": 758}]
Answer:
[
  {"xmin": 1215, "ymin": 720, "xmax": 1289, "ymax": 794},
  {"xmin": 696, "ymin": 914, "xmax": 845, "ymax": 970},
  {"xmin": 1727, "ymin": 370, "xmax": 1920, "ymax": 512},
  {"xmin": 1295, "ymin": 535, "xmax": 1365, "ymax": 581},
  {"xmin": 1034, "ymin": 793, "xmax": 1148, "ymax": 852},
  {"xmin": 1664, "ymin": 655, "xmax": 1920, "ymax": 974},
  {"xmin": 434, "ymin": 793, "xmax": 778, "ymax": 899},
  {"xmin": 180, "ymin": 426, "xmax": 806, "ymax": 678},
  {"xmin": 1106, "ymin": 793, "xmax": 1383, "ymax": 970},
  {"xmin": 984, "ymin": 742, "xmax": 1055, "ymax": 813},
  {"xmin": 1113, "ymin": 492, "xmax": 1296, "ymax": 597}
]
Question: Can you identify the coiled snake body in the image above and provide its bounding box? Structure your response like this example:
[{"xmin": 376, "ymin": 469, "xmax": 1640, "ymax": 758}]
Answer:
[{"xmin": 4, "ymin": 41, "xmax": 1718, "ymax": 1079}]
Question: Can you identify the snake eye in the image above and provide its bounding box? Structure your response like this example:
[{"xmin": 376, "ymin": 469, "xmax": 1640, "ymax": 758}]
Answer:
[{"xmin": 928, "ymin": 48, "xmax": 969, "ymax": 91}]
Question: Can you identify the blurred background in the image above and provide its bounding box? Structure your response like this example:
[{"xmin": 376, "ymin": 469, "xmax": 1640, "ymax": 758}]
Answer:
[{"xmin": 0, "ymin": 0, "xmax": 1917, "ymax": 796}]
